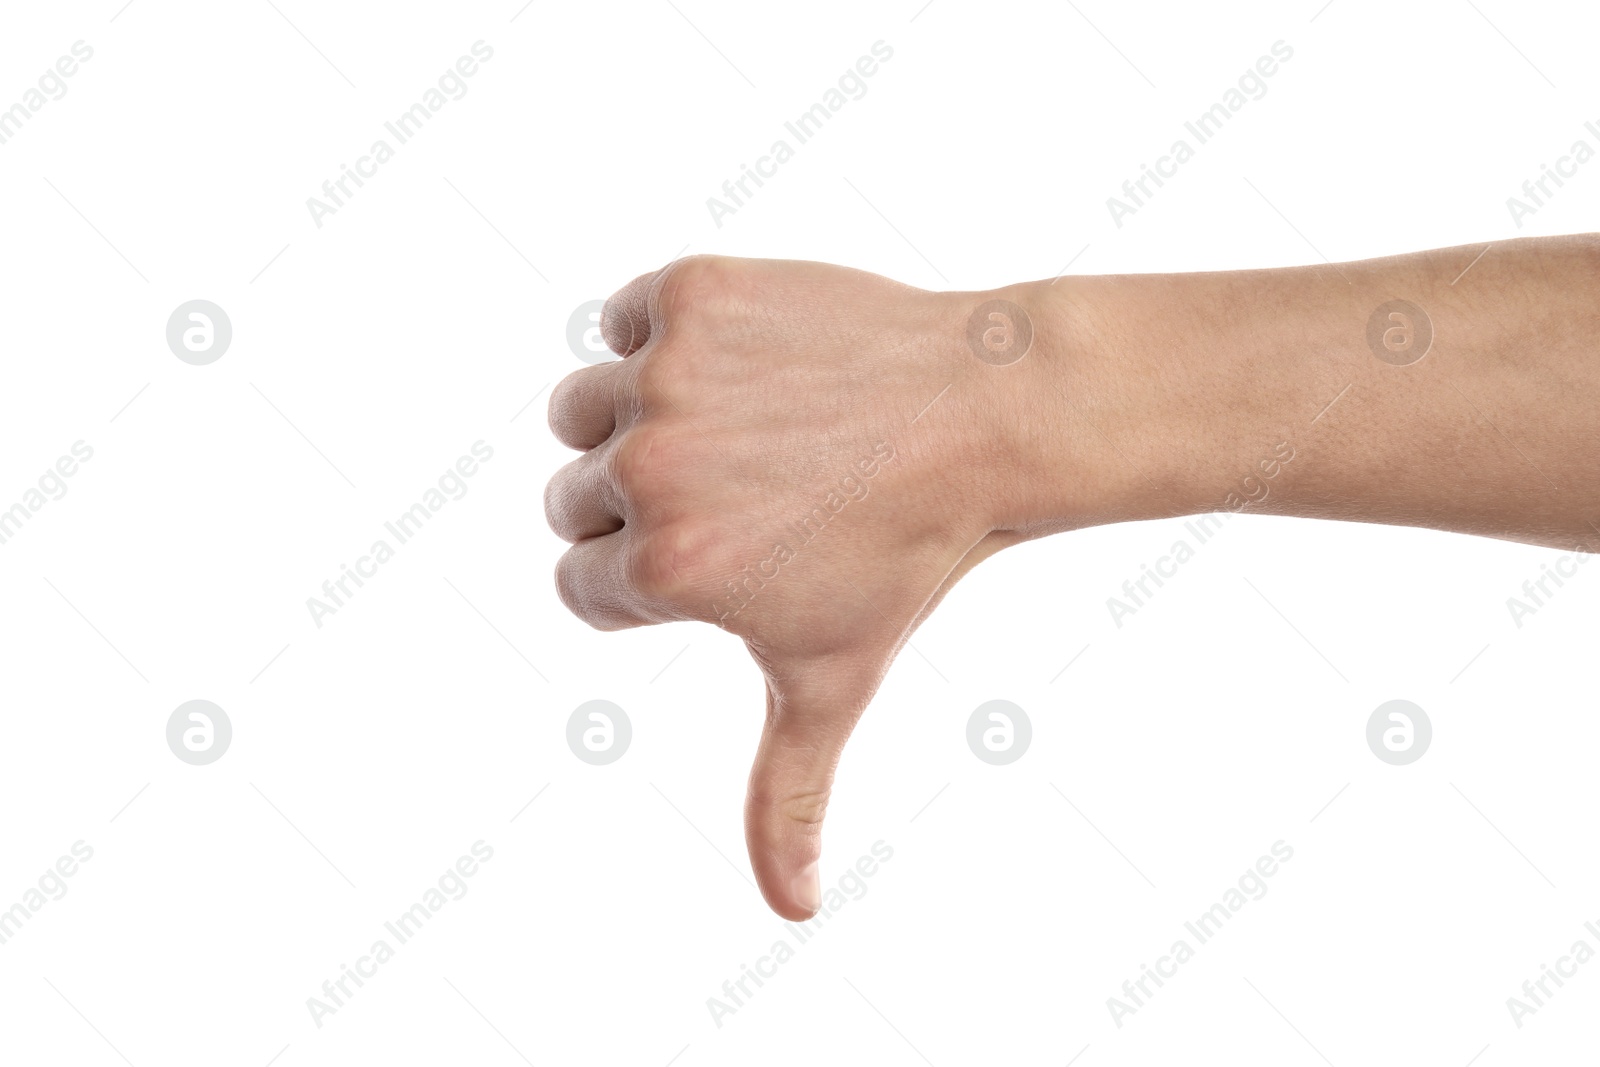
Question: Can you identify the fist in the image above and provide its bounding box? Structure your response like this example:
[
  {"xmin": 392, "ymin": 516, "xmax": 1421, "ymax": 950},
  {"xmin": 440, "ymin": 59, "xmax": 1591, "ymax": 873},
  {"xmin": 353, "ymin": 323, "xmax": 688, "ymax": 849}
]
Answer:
[{"xmin": 546, "ymin": 256, "xmax": 1052, "ymax": 919}]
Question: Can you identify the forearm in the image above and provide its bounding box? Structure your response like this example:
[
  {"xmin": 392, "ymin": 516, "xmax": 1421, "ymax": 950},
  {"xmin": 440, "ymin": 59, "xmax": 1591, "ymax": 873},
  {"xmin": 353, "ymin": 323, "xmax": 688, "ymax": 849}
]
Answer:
[{"xmin": 1004, "ymin": 235, "xmax": 1600, "ymax": 551}]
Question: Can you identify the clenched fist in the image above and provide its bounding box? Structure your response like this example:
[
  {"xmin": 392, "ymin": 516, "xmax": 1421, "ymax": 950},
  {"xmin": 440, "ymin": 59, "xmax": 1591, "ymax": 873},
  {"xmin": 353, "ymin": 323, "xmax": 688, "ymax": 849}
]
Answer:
[{"xmin": 545, "ymin": 256, "xmax": 1074, "ymax": 919}]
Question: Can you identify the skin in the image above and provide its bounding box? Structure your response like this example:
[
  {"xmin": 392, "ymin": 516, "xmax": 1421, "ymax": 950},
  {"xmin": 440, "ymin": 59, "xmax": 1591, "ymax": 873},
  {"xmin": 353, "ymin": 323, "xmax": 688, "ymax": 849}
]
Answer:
[{"xmin": 546, "ymin": 236, "xmax": 1600, "ymax": 920}]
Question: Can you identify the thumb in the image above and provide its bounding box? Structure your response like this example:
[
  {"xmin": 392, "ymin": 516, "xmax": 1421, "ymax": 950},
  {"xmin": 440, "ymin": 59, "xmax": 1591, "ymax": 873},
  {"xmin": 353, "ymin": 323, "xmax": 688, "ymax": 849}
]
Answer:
[{"xmin": 744, "ymin": 662, "xmax": 878, "ymax": 921}]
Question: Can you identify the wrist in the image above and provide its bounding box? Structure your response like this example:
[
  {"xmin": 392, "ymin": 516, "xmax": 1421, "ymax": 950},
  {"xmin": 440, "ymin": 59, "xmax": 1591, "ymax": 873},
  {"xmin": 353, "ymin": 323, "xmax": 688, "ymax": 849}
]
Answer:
[
  {"xmin": 1010, "ymin": 266, "xmax": 1357, "ymax": 535},
  {"xmin": 963, "ymin": 275, "xmax": 1188, "ymax": 537}
]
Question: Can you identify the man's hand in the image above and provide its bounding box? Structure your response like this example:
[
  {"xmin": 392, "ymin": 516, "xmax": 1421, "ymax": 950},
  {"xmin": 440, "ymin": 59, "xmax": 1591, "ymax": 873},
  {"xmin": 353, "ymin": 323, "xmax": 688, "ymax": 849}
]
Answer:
[
  {"xmin": 549, "ymin": 238, "xmax": 1600, "ymax": 919},
  {"xmin": 546, "ymin": 256, "xmax": 1061, "ymax": 919}
]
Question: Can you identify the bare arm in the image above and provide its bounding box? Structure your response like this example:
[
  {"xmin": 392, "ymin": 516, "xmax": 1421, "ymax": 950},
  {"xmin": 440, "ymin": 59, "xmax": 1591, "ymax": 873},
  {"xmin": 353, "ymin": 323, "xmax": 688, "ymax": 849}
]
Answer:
[
  {"xmin": 546, "ymin": 236, "xmax": 1599, "ymax": 920},
  {"xmin": 1011, "ymin": 235, "xmax": 1600, "ymax": 550}
]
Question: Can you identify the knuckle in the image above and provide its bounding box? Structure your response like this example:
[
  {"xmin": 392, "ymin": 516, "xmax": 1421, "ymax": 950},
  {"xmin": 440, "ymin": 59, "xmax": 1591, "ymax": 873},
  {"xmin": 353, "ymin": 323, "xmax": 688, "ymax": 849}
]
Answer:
[
  {"xmin": 609, "ymin": 426, "xmax": 670, "ymax": 498},
  {"xmin": 654, "ymin": 254, "xmax": 730, "ymax": 320},
  {"xmin": 611, "ymin": 428, "xmax": 662, "ymax": 502},
  {"xmin": 779, "ymin": 790, "xmax": 831, "ymax": 827},
  {"xmin": 747, "ymin": 787, "xmax": 831, "ymax": 828},
  {"xmin": 629, "ymin": 353, "xmax": 674, "ymax": 406},
  {"xmin": 627, "ymin": 521, "xmax": 708, "ymax": 603}
]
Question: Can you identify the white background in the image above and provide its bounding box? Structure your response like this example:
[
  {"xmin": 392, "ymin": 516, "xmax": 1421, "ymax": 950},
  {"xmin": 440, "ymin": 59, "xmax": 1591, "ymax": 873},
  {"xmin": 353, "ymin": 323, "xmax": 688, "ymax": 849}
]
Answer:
[{"xmin": 1, "ymin": 0, "xmax": 1597, "ymax": 1064}]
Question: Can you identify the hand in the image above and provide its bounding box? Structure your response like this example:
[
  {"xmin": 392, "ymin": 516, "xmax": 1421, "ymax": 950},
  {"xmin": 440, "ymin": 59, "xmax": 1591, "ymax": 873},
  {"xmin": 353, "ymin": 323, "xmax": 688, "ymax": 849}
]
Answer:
[
  {"xmin": 545, "ymin": 255, "xmax": 1057, "ymax": 919},
  {"xmin": 550, "ymin": 236, "xmax": 1600, "ymax": 918}
]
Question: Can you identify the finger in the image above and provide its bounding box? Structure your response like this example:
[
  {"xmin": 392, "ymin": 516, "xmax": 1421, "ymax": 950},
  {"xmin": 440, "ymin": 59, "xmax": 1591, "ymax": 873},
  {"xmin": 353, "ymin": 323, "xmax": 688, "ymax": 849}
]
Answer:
[
  {"xmin": 602, "ymin": 255, "xmax": 702, "ymax": 356},
  {"xmin": 548, "ymin": 361, "xmax": 626, "ymax": 451},
  {"xmin": 744, "ymin": 658, "xmax": 882, "ymax": 921},
  {"xmin": 553, "ymin": 530, "xmax": 650, "ymax": 631},
  {"xmin": 600, "ymin": 267, "xmax": 662, "ymax": 356},
  {"xmin": 545, "ymin": 439, "xmax": 625, "ymax": 544}
]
